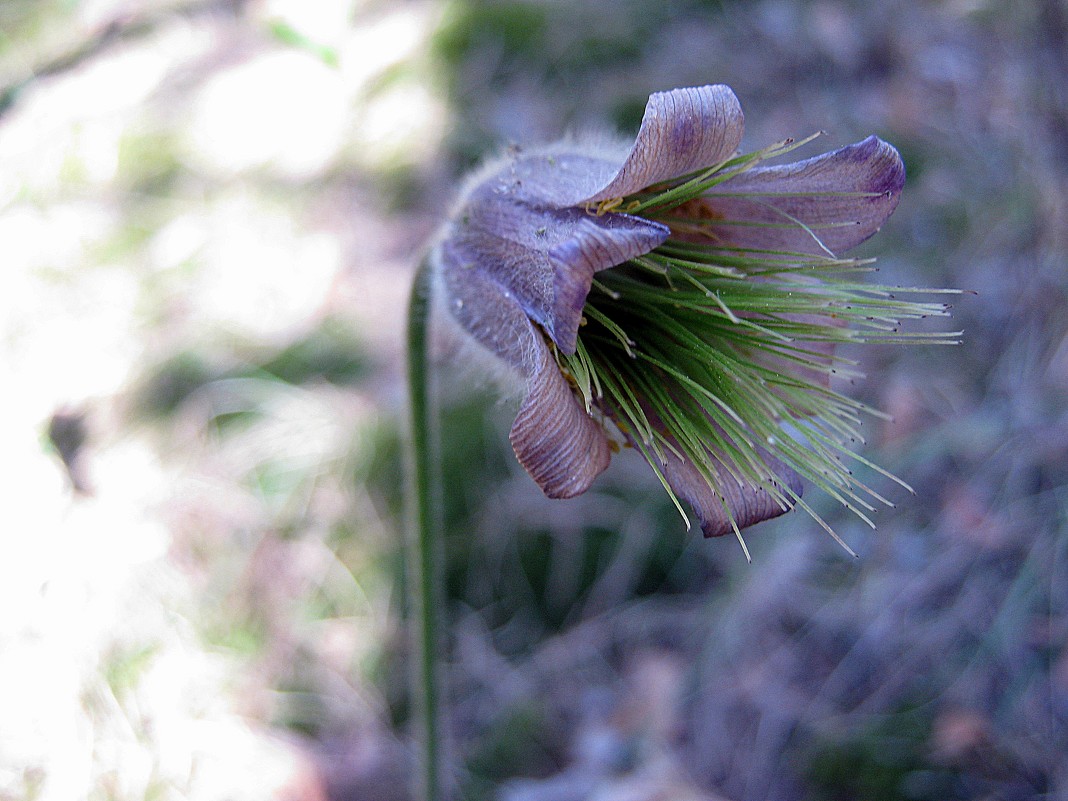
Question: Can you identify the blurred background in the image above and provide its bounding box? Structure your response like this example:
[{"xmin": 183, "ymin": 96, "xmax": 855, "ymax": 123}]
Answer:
[{"xmin": 2, "ymin": 0, "xmax": 1067, "ymax": 799}]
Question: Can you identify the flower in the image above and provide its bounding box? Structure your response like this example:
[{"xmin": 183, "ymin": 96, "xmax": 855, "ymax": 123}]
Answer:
[{"xmin": 431, "ymin": 85, "xmax": 956, "ymax": 546}]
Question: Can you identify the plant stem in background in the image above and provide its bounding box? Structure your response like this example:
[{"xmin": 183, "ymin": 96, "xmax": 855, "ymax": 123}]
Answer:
[{"xmin": 406, "ymin": 259, "xmax": 444, "ymax": 801}]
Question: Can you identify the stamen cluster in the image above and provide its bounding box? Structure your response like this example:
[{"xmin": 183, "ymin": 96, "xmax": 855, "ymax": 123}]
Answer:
[{"xmin": 557, "ymin": 137, "xmax": 960, "ymax": 553}]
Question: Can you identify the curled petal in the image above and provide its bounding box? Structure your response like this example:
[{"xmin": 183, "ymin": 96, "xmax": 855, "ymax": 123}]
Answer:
[
  {"xmin": 440, "ymin": 86, "xmax": 746, "ymax": 356},
  {"xmin": 546, "ymin": 211, "xmax": 667, "ymax": 352},
  {"xmin": 657, "ymin": 448, "xmax": 804, "ymax": 538},
  {"xmin": 443, "ymin": 172, "xmax": 667, "ymax": 354},
  {"xmin": 509, "ymin": 336, "xmax": 612, "ymax": 498},
  {"xmin": 579, "ymin": 85, "xmax": 745, "ymax": 205},
  {"xmin": 439, "ymin": 259, "xmax": 612, "ymax": 498},
  {"xmin": 696, "ymin": 136, "xmax": 905, "ymax": 256}
]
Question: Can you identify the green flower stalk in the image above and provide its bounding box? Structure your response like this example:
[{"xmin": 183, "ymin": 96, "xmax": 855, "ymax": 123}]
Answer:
[{"xmin": 428, "ymin": 85, "xmax": 959, "ymax": 554}]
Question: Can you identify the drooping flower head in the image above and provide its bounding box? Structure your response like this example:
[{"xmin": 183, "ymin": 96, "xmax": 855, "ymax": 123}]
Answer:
[{"xmin": 432, "ymin": 85, "xmax": 958, "ymax": 550}]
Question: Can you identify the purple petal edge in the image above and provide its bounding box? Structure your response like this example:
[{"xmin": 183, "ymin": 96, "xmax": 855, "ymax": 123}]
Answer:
[
  {"xmin": 578, "ymin": 85, "xmax": 745, "ymax": 205},
  {"xmin": 699, "ymin": 135, "xmax": 905, "ymax": 256},
  {"xmin": 443, "ymin": 153, "xmax": 668, "ymax": 356},
  {"xmin": 509, "ymin": 340, "xmax": 612, "ymax": 499},
  {"xmin": 547, "ymin": 212, "xmax": 668, "ymax": 353},
  {"xmin": 439, "ymin": 258, "xmax": 612, "ymax": 498},
  {"xmin": 658, "ymin": 448, "xmax": 804, "ymax": 537}
]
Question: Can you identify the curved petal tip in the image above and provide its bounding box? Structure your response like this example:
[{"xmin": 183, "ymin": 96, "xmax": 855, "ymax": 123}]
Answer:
[
  {"xmin": 547, "ymin": 212, "xmax": 668, "ymax": 353},
  {"xmin": 582, "ymin": 85, "xmax": 745, "ymax": 204},
  {"xmin": 700, "ymin": 134, "xmax": 906, "ymax": 256},
  {"xmin": 508, "ymin": 338, "xmax": 612, "ymax": 499},
  {"xmin": 659, "ymin": 450, "xmax": 804, "ymax": 538}
]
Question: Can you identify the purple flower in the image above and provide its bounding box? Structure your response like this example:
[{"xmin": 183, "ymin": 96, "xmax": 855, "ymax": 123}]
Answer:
[{"xmin": 432, "ymin": 85, "xmax": 912, "ymax": 540}]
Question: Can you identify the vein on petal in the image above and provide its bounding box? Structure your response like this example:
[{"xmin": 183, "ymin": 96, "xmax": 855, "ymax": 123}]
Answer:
[
  {"xmin": 438, "ymin": 253, "xmax": 612, "ymax": 499},
  {"xmin": 579, "ymin": 85, "xmax": 745, "ymax": 205},
  {"xmin": 657, "ymin": 447, "xmax": 803, "ymax": 538},
  {"xmin": 697, "ymin": 136, "xmax": 905, "ymax": 256}
]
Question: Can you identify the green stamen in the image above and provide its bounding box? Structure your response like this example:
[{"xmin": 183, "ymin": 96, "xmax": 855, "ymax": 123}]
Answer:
[{"xmin": 561, "ymin": 142, "xmax": 960, "ymax": 548}]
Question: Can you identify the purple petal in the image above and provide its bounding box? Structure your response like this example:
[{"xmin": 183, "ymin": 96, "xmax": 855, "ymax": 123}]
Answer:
[
  {"xmin": 510, "ymin": 151, "xmax": 625, "ymax": 210},
  {"xmin": 443, "ymin": 159, "xmax": 668, "ymax": 354},
  {"xmin": 656, "ymin": 447, "xmax": 803, "ymax": 538},
  {"xmin": 579, "ymin": 85, "xmax": 745, "ymax": 205},
  {"xmin": 696, "ymin": 136, "xmax": 905, "ymax": 256},
  {"xmin": 439, "ymin": 256, "xmax": 612, "ymax": 498},
  {"xmin": 546, "ymin": 211, "xmax": 667, "ymax": 352},
  {"xmin": 508, "ymin": 334, "xmax": 612, "ymax": 499}
]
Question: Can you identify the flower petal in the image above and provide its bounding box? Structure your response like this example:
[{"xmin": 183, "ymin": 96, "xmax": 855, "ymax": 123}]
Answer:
[
  {"xmin": 657, "ymin": 447, "xmax": 803, "ymax": 538},
  {"xmin": 439, "ymin": 258, "xmax": 612, "ymax": 499},
  {"xmin": 443, "ymin": 158, "xmax": 667, "ymax": 355},
  {"xmin": 695, "ymin": 136, "xmax": 905, "ymax": 256},
  {"xmin": 579, "ymin": 85, "xmax": 745, "ymax": 205},
  {"xmin": 546, "ymin": 211, "xmax": 667, "ymax": 352},
  {"xmin": 508, "ymin": 333, "xmax": 612, "ymax": 499}
]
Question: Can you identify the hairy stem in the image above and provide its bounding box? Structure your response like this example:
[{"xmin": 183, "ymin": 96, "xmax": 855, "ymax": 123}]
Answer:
[{"xmin": 406, "ymin": 259, "xmax": 444, "ymax": 801}]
